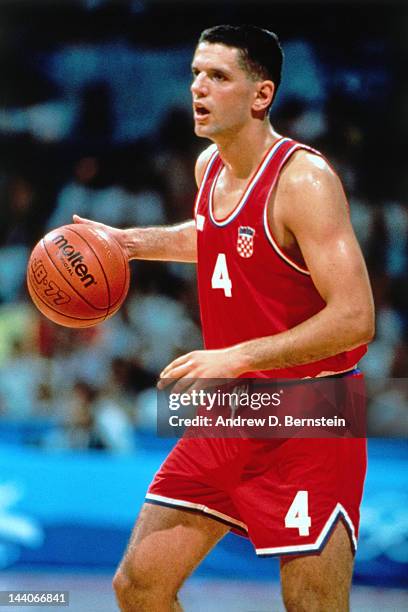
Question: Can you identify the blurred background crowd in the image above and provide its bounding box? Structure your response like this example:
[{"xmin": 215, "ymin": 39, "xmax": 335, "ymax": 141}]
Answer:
[{"xmin": 0, "ymin": 0, "xmax": 407, "ymax": 451}]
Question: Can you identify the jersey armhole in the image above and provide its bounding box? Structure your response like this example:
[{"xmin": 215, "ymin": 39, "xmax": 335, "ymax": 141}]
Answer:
[
  {"xmin": 193, "ymin": 145, "xmax": 219, "ymax": 219},
  {"xmin": 263, "ymin": 143, "xmax": 316, "ymax": 276}
]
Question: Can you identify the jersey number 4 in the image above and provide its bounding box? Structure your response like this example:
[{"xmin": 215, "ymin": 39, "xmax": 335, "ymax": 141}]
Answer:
[
  {"xmin": 211, "ymin": 253, "xmax": 232, "ymax": 297},
  {"xmin": 285, "ymin": 490, "xmax": 311, "ymax": 536}
]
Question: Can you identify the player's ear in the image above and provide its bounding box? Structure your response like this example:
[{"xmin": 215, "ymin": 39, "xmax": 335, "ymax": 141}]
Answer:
[{"xmin": 252, "ymin": 80, "xmax": 274, "ymax": 114}]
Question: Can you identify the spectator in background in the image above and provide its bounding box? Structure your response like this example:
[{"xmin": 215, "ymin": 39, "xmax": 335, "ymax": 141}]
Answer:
[
  {"xmin": 59, "ymin": 380, "xmax": 103, "ymax": 450},
  {"xmin": 0, "ymin": 337, "xmax": 50, "ymax": 420},
  {"xmin": 0, "ymin": 174, "xmax": 38, "ymax": 303},
  {"xmin": 359, "ymin": 208, "xmax": 406, "ymax": 380},
  {"xmin": 47, "ymin": 146, "xmax": 166, "ymax": 231},
  {"xmin": 46, "ymin": 155, "xmax": 101, "ymax": 231},
  {"xmin": 43, "ymin": 325, "xmax": 111, "ymax": 391},
  {"xmin": 116, "ymin": 142, "xmax": 166, "ymax": 227},
  {"xmin": 154, "ymin": 107, "xmax": 201, "ymax": 222},
  {"xmin": 44, "ymin": 380, "xmax": 135, "ymax": 453},
  {"xmin": 0, "ymin": 176, "xmax": 36, "ymax": 246},
  {"xmin": 126, "ymin": 262, "xmax": 202, "ymax": 373},
  {"xmin": 94, "ymin": 387, "xmax": 136, "ymax": 454}
]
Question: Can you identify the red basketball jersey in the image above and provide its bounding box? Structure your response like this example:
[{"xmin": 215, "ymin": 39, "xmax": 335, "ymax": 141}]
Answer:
[{"xmin": 194, "ymin": 137, "xmax": 366, "ymax": 379}]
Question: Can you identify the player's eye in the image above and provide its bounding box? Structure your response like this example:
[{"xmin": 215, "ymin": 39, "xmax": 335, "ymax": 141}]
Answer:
[{"xmin": 212, "ymin": 72, "xmax": 226, "ymax": 81}]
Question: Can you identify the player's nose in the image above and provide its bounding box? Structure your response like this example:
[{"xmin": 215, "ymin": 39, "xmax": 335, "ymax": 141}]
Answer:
[{"xmin": 191, "ymin": 73, "xmax": 208, "ymax": 96}]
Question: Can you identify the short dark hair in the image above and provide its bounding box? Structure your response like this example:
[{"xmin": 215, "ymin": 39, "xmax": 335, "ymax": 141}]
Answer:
[{"xmin": 198, "ymin": 24, "xmax": 283, "ymax": 103}]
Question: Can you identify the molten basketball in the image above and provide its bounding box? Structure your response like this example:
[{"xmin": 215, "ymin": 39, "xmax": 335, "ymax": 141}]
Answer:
[{"xmin": 26, "ymin": 224, "xmax": 130, "ymax": 328}]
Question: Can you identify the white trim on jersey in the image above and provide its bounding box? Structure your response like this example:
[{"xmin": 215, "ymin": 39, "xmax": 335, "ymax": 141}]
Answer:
[
  {"xmin": 263, "ymin": 143, "xmax": 311, "ymax": 276},
  {"xmin": 193, "ymin": 144, "xmax": 219, "ymax": 218},
  {"xmin": 264, "ymin": 206, "xmax": 310, "ymax": 275},
  {"xmin": 209, "ymin": 138, "xmax": 291, "ymax": 227},
  {"xmin": 255, "ymin": 502, "xmax": 358, "ymax": 557},
  {"xmin": 145, "ymin": 493, "xmax": 248, "ymax": 532}
]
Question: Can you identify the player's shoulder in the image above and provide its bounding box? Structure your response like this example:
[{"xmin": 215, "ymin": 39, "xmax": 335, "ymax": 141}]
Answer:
[
  {"xmin": 194, "ymin": 144, "xmax": 218, "ymax": 187},
  {"xmin": 279, "ymin": 146, "xmax": 341, "ymax": 195},
  {"xmin": 275, "ymin": 145, "xmax": 349, "ymax": 229}
]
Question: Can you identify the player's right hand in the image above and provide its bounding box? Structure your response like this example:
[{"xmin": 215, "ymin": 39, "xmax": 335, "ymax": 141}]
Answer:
[{"xmin": 73, "ymin": 215, "xmax": 131, "ymax": 260}]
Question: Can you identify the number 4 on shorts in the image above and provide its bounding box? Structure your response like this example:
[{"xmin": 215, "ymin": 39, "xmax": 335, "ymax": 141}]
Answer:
[{"xmin": 285, "ymin": 490, "xmax": 311, "ymax": 536}]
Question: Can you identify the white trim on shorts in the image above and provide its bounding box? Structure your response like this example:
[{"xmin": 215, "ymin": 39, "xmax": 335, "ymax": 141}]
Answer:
[
  {"xmin": 145, "ymin": 493, "xmax": 248, "ymax": 532},
  {"xmin": 255, "ymin": 502, "xmax": 358, "ymax": 557}
]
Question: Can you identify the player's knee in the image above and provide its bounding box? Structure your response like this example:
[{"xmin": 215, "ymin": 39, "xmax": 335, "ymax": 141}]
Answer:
[
  {"xmin": 283, "ymin": 588, "xmax": 334, "ymax": 612},
  {"xmin": 112, "ymin": 567, "xmax": 135, "ymax": 604},
  {"xmin": 282, "ymin": 571, "xmax": 344, "ymax": 612},
  {"xmin": 113, "ymin": 563, "xmax": 176, "ymax": 609},
  {"xmin": 113, "ymin": 565, "xmax": 148, "ymax": 606},
  {"xmin": 285, "ymin": 589, "xmax": 347, "ymax": 612}
]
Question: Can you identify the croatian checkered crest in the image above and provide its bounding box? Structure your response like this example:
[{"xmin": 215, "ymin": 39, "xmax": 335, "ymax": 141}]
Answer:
[{"xmin": 237, "ymin": 226, "xmax": 255, "ymax": 258}]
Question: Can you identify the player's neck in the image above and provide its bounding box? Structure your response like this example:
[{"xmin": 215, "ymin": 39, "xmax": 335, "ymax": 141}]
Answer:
[{"xmin": 214, "ymin": 123, "xmax": 281, "ymax": 179}]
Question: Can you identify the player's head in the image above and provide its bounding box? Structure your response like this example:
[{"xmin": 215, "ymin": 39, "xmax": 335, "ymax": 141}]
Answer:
[
  {"xmin": 199, "ymin": 25, "xmax": 283, "ymax": 99},
  {"xmin": 192, "ymin": 24, "xmax": 283, "ymax": 139}
]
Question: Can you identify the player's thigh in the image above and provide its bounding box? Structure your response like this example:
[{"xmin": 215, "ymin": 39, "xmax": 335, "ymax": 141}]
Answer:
[
  {"xmin": 118, "ymin": 502, "xmax": 230, "ymax": 591},
  {"xmin": 280, "ymin": 520, "xmax": 353, "ymax": 612}
]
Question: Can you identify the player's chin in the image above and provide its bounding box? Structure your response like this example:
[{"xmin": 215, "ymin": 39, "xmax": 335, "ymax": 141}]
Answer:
[
  {"xmin": 194, "ymin": 125, "xmax": 219, "ymax": 141},
  {"xmin": 193, "ymin": 123, "xmax": 210, "ymax": 137}
]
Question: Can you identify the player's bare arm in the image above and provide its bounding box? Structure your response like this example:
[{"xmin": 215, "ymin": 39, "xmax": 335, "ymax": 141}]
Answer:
[
  {"xmin": 72, "ymin": 216, "xmax": 197, "ymax": 262},
  {"xmin": 159, "ymin": 151, "xmax": 374, "ymax": 383},
  {"xmin": 72, "ymin": 146, "xmax": 215, "ymax": 263}
]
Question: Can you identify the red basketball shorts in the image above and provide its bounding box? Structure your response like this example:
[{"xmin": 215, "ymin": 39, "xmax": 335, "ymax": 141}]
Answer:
[{"xmin": 146, "ymin": 436, "xmax": 367, "ymax": 557}]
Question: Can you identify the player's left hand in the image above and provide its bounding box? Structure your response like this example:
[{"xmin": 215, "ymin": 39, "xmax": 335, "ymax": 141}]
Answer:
[{"xmin": 157, "ymin": 348, "xmax": 245, "ymax": 394}]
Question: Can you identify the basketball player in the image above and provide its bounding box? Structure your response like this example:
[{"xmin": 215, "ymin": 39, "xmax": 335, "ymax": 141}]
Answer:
[{"xmin": 74, "ymin": 25, "xmax": 374, "ymax": 612}]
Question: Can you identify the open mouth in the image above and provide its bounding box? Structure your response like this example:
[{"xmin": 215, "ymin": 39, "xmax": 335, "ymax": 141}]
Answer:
[{"xmin": 194, "ymin": 103, "xmax": 210, "ymax": 118}]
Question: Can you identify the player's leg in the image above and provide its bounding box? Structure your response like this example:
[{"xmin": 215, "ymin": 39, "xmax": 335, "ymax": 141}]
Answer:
[
  {"xmin": 280, "ymin": 519, "xmax": 354, "ymax": 612},
  {"xmin": 113, "ymin": 502, "xmax": 230, "ymax": 612},
  {"xmin": 231, "ymin": 434, "xmax": 366, "ymax": 612}
]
